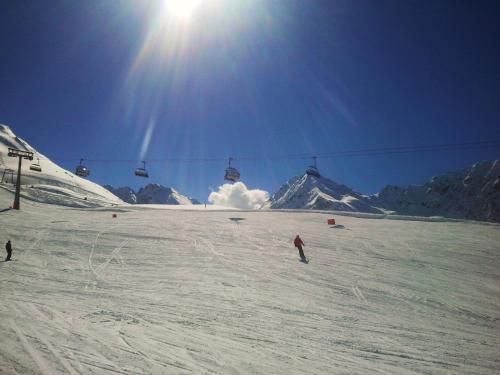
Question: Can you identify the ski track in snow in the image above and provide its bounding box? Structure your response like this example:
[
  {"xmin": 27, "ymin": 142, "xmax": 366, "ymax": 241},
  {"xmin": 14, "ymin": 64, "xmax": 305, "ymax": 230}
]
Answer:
[{"xmin": 1, "ymin": 195, "xmax": 500, "ymax": 374}]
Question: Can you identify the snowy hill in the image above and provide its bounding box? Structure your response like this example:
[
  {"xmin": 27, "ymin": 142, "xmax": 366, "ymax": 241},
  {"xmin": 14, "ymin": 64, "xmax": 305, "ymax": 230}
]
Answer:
[
  {"xmin": 106, "ymin": 183, "xmax": 200, "ymax": 205},
  {"xmin": 1, "ymin": 188, "xmax": 499, "ymax": 374},
  {"xmin": 371, "ymin": 160, "xmax": 500, "ymax": 222},
  {"xmin": 269, "ymin": 173, "xmax": 384, "ymax": 213},
  {"xmin": 0, "ymin": 124, "xmax": 122, "ymax": 207},
  {"xmin": 270, "ymin": 161, "xmax": 500, "ymax": 222}
]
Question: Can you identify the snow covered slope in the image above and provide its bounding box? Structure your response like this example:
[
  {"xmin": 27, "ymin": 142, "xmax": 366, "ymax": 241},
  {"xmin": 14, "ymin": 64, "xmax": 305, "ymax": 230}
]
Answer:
[
  {"xmin": 269, "ymin": 173, "xmax": 384, "ymax": 213},
  {"xmin": 270, "ymin": 161, "xmax": 500, "ymax": 222},
  {"xmin": 105, "ymin": 183, "xmax": 200, "ymax": 205},
  {"xmin": 0, "ymin": 125, "xmax": 122, "ymax": 207},
  {"xmin": 371, "ymin": 160, "xmax": 500, "ymax": 222},
  {"xmin": 0, "ymin": 189, "xmax": 499, "ymax": 374}
]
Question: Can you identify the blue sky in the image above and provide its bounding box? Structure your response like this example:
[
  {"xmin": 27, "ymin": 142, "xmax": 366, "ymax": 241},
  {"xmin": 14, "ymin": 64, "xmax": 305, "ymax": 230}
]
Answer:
[{"xmin": 0, "ymin": 0, "xmax": 499, "ymax": 202}]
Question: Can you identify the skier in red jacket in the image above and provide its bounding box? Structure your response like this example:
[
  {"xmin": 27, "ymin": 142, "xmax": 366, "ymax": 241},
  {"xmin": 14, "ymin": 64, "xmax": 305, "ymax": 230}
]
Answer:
[{"xmin": 294, "ymin": 235, "xmax": 306, "ymax": 261}]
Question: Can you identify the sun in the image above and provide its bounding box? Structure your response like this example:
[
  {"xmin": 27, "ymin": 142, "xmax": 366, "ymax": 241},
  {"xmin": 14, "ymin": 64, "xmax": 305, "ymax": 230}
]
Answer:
[{"xmin": 164, "ymin": 0, "xmax": 201, "ymax": 20}]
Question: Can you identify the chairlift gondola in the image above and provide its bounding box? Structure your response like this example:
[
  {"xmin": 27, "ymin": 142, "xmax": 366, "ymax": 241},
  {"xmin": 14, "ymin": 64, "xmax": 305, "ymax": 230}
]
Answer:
[
  {"xmin": 30, "ymin": 158, "xmax": 42, "ymax": 172},
  {"xmin": 306, "ymin": 156, "xmax": 321, "ymax": 178},
  {"xmin": 75, "ymin": 158, "xmax": 90, "ymax": 177},
  {"xmin": 135, "ymin": 161, "xmax": 149, "ymax": 178},
  {"xmin": 1, "ymin": 168, "xmax": 14, "ymax": 184},
  {"xmin": 224, "ymin": 157, "xmax": 240, "ymax": 182}
]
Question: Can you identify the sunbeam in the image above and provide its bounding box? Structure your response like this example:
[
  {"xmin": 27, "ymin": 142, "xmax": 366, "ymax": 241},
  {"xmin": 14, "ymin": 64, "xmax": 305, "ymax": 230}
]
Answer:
[{"xmin": 164, "ymin": 0, "xmax": 201, "ymax": 20}]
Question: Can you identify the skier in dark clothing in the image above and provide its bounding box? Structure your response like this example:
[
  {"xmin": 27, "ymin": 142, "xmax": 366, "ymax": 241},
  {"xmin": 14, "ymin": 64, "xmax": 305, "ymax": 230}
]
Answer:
[
  {"xmin": 5, "ymin": 240, "xmax": 12, "ymax": 261},
  {"xmin": 294, "ymin": 235, "xmax": 306, "ymax": 261}
]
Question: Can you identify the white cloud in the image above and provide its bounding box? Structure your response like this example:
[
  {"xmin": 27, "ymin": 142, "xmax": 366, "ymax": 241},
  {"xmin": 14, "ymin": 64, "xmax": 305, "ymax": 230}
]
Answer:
[{"xmin": 208, "ymin": 182, "xmax": 269, "ymax": 209}]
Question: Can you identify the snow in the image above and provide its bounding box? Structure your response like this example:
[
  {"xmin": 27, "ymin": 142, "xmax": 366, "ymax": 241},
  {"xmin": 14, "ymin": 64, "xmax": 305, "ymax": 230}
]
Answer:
[
  {"xmin": 370, "ymin": 160, "xmax": 500, "ymax": 222},
  {"xmin": 0, "ymin": 124, "xmax": 123, "ymax": 207},
  {"xmin": 1, "ymin": 188, "xmax": 499, "ymax": 374},
  {"xmin": 270, "ymin": 174, "xmax": 383, "ymax": 213},
  {"xmin": 104, "ymin": 186, "xmax": 138, "ymax": 204},
  {"xmin": 105, "ymin": 184, "xmax": 199, "ymax": 205},
  {"xmin": 135, "ymin": 184, "xmax": 195, "ymax": 205},
  {"xmin": 131, "ymin": 204, "xmax": 237, "ymax": 211},
  {"xmin": 271, "ymin": 162, "xmax": 500, "ymax": 223}
]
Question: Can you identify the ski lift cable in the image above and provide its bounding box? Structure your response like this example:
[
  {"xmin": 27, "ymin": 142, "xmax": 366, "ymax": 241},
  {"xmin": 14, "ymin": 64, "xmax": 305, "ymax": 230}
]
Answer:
[
  {"xmin": 40, "ymin": 143, "xmax": 500, "ymax": 164},
  {"xmin": 313, "ymin": 140, "xmax": 500, "ymax": 157},
  {"xmin": 35, "ymin": 139, "xmax": 500, "ymax": 164},
  {"xmin": 243, "ymin": 140, "xmax": 500, "ymax": 160}
]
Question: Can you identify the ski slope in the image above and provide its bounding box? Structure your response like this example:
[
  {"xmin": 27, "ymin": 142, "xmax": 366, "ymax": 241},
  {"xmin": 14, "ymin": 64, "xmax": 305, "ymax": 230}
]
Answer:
[
  {"xmin": 0, "ymin": 125, "xmax": 122, "ymax": 207},
  {"xmin": 1, "ymin": 190, "xmax": 499, "ymax": 374}
]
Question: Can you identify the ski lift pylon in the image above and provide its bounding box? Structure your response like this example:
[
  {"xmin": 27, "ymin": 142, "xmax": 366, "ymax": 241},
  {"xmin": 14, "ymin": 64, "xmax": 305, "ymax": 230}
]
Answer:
[
  {"xmin": 135, "ymin": 161, "xmax": 149, "ymax": 178},
  {"xmin": 224, "ymin": 157, "xmax": 240, "ymax": 182}
]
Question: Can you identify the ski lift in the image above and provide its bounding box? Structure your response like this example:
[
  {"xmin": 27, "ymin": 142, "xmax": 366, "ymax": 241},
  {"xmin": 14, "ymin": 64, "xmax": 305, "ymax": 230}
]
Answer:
[
  {"xmin": 1, "ymin": 168, "xmax": 14, "ymax": 184},
  {"xmin": 306, "ymin": 156, "xmax": 321, "ymax": 178},
  {"xmin": 135, "ymin": 161, "xmax": 149, "ymax": 178},
  {"xmin": 75, "ymin": 158, "xmax": 90, "ymax": 177},
  {"xmin": 224, "ymin": 157, "xmax": 240, "ymax": 182},
  {"xmin": 29, "ymin": 158, "xmax": 42, "ymax": 172}
]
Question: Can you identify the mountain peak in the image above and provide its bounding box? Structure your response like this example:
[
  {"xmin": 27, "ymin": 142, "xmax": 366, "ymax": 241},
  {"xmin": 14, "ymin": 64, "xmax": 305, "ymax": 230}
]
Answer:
[
  {"xmin": 106, "ymin": 184, "xmax": 198, "ymax": 205},
  {"xmin": 270, "ymin": 160, "xmax": 500, "ymax": 222},
  {"xmin": 270, "ymin": 173, "xmax": 383, "ymax": 213}
]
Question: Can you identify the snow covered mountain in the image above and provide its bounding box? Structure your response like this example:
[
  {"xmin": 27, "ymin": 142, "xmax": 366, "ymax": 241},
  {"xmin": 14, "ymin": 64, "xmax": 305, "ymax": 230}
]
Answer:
[
  {"xmin": 136, "ymin": 183, "xmax": 200, "ymax": 205},
  {"xmin": 0, "ymin": 124, "xmax": 122, "ymax": 207},
  {"xmin": 269, "ymin": 173, "xmax": 384, "ymax": 213},
  {"xmin": 371, "ymin": 160, "xmax": 500, "ymax": 222},
  {"xmin": 270, "ymin": 161, "xmax": 500, "ymax": 222},
  {"xmin": 105, "ymin": 183, "xmax": 200, "ymax": 205},
  {"xmin": 103, "ymin": 185, "xmax": 137, "ymax": 204}
]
